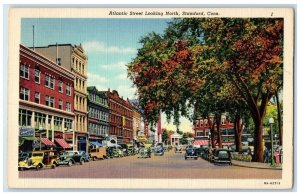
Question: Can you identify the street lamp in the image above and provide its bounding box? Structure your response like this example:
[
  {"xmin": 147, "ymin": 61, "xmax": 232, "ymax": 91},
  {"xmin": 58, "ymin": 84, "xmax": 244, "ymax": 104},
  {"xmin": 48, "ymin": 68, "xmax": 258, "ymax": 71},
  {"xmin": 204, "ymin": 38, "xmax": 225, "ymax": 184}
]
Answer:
[{"xmin": 269, "ymin": 117, "xmax": 275, "ymax": 166}]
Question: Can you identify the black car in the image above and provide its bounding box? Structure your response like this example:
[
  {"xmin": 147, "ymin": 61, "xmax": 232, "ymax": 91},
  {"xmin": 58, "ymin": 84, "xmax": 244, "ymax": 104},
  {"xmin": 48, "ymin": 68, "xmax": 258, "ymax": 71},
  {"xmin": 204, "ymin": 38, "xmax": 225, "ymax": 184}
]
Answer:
[
  {"xmin": 185, "ymin": 148, "xmax": 198, "ymax": 160},
  {"xmin": 194, "ymin": 148, "xmax": 204, "ymax": 158},
  {"xmin": 213, "ymin": 149, "xmax": 232, "ymax": 165}
]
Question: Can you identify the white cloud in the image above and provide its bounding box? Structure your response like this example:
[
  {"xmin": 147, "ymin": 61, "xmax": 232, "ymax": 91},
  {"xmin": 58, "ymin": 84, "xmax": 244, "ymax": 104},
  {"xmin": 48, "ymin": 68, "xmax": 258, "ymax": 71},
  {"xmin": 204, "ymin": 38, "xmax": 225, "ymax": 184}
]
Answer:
[
  {"xmin": 116, "ymin": 72, "xmax": 128, "ymax": 80},
  {"xmin": 100, "ymin": 61, "xmax": 128, "ymax": 71},
  {"xmin": 116, "ymin": 85, "xmax": 137, "ymax": 100},
  {"xmin": 87, "ymin": 72, "xmax": 109, "ymax": 91},
  {"xmin": 83, "ymin": 41, "xmax": 136, "ymax": 54}
]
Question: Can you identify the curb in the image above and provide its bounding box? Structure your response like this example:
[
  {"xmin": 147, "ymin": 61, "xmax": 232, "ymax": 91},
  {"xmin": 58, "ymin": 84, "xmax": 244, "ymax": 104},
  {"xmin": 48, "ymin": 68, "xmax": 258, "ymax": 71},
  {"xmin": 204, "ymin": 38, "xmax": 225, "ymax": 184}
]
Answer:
[{"xmin": 232, "ymin": 161, "xmax": 282, "ymax": 170}]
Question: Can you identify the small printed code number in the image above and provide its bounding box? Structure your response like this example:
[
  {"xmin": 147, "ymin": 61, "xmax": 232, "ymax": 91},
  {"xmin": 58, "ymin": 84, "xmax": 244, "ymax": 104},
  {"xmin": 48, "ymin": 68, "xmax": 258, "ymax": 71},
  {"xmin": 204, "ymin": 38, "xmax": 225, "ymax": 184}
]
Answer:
[{"xmin": 264, "ymin": 182, "xmax": 280, "ymax": 185}]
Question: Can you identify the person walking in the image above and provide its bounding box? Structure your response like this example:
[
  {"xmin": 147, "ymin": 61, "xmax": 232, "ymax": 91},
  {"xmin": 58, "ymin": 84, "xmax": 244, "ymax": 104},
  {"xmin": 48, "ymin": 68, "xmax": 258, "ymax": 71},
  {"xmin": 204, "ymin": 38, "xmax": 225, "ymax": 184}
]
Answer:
[{"xmin": 264, "ymin": 147, "xmax": 269, "ymax": 163}]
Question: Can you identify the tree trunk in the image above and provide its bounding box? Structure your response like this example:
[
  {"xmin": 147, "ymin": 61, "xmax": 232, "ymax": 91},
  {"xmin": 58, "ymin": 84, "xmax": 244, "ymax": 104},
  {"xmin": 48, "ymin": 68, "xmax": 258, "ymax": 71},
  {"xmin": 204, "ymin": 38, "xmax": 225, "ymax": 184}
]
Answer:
[
  {"xmin": 211, "ymin": 124, "xmax": 216, "ymax": 148},
  {"xmin": 275, "ymin": 91, "xmax": 283, "ymax": 145},
  {"xmin": 234, "ymin": 114, "xmax": 243, "ymax": 153},
  {"xmin": 216, "ymin": 115, "xmax": 222, "ymax": 148},
  {"xmin": 252, "ymin": 118, "xmax": 264, "ymax": 162}
]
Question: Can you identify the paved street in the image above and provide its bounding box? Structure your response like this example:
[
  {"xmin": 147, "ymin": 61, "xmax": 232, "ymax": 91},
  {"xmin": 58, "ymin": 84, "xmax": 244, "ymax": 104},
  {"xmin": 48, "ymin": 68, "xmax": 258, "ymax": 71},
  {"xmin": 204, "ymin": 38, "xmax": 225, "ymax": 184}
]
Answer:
[{"xmin": 19, "ymin": 151, "xmax": 281, "ymax": 179}]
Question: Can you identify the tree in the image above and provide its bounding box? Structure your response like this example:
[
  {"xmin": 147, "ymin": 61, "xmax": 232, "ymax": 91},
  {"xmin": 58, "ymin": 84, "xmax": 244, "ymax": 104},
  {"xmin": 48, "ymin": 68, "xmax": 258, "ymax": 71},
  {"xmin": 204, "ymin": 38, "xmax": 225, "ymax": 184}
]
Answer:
[
  {"xmin": 128, "ymin": 18, "xmax": 283, "ymax": 162},
  {"xmin": 180, "ymin": 133, "xmax": 188, "ymax": 145},
  {"xmin": 162, "ymin": 128, "xmax": 169, "ymax": 144}
]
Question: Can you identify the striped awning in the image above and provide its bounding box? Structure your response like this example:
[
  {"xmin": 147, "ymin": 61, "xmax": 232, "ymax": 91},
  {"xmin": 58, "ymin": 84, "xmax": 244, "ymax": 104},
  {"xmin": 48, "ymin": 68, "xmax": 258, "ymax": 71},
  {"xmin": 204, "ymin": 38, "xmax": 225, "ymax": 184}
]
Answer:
[
  {"xmin": 55, "ymin": 138, "xmax": 71, "ymax": 149},
  {"xmin": 194, "ymin": 139, "xmax": 209, "ymax": 146},
  {"xmin": 41, "ymin": 138, "xmax": 56, "ymax": 146}
]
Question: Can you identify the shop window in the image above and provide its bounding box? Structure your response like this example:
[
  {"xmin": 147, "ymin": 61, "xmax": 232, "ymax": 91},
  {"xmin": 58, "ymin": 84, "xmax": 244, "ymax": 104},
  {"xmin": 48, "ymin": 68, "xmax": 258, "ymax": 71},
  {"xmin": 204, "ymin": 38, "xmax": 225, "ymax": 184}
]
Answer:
[
  {"xmin": 35, "ymin": 112, "xmax": 46, "ymax": 129},
  {"xmin": 54, "ymin": 116, "xmax": 63, "ymax": 131},
  {"xmin": 64, "ymin": 118, "xmax": 73, "ymax": 131},
  {"xmin": 19, "ymin": 109, "xmax": 32, "ymax": 126}
]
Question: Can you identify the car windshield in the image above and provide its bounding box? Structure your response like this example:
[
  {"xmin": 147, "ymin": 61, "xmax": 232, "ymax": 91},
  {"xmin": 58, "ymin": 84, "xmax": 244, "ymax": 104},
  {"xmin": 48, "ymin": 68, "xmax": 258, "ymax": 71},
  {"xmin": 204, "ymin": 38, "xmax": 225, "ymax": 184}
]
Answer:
[
  {"xmin": 218, "ymin": 151, "xmax": 229, "ymax": 158},
  {"xmin": 32, "ymin": 153, "xmax": 43, "ymax": 157},
  {"xmin": 187, "ymin": 148, "xmax": 194, "ymax": 152}
]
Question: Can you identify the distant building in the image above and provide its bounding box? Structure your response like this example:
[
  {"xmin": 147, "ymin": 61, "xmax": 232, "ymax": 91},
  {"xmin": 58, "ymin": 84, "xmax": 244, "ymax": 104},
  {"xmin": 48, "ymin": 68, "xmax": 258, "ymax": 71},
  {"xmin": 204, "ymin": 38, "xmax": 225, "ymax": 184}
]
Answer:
[
  {"xmin": 193, "ymin": 114, "xmax": 234, "ymax": 147},
  {"xmin": 34, "ymin": 44, "xmax": 88, "ymax": 151},
  {"xmin": 19, "ymin": 44, "xmax": 75, "ymax": 152},
  {"xmin": 102, "ymin": 89, "xmax": 133, "ymax": 143},
  {"xmin": 87, "ymin": 86, "xmax": 109, "ymax": 145}
]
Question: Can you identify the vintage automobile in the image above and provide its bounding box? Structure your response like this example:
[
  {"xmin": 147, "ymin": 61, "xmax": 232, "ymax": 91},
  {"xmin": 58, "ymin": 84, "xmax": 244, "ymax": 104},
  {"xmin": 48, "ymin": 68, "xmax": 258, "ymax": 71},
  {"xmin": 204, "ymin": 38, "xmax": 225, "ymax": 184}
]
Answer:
[
  {"xmin": 185, "ymin": 147, "xmax": 198, "ymax": 160},
  {"xmin": 89, "ymin": 147, "xmax": 106, "ymax": 160},
  {"xmin": 154, "ymin": 146, "xmax": 164, "ymax": 156},
  {"xmin": 194, "ymin": 148, "xmax": 204, "ymax": 158},
  {"xmin": 112, "ymin": 146, "xmax": 124, "ymax": 157},
  {"xmin": 78, "ymin": 151, "xmax": 90, "ymax": 162},
  {"xmin": 18, "ymin": 152, "xmax": 32, "ymax": 162},
  {"xmin": 138, "ymin": 147, "xmax": 151, "ymax": 158},
  {"xmin": 18, "ymin": 150, "xmax": 59, "ymax": 171},
  {"xmin": 213, "ymin": 149, "xmax": 232, "ymax": 165},
  {"xmin": 106, "ymin": 147, "xmax": 114, "ymax": 158},
  {"xmin": 175, "ymin": 145, "xmax": 183, "ymax": 153},
  {"xmin": 58, "ymin": 151, "xmax": 85, "ymax": 166}
]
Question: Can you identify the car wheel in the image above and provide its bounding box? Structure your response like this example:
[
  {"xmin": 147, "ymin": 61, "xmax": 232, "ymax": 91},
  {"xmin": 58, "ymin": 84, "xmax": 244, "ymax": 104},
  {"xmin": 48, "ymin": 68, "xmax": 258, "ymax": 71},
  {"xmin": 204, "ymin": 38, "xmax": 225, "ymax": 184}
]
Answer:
[
  {"xmin": 185, "ymin": 157, "xmax": 187, "ymax": 160},
  {"xmin": 51, "ymin": 164, "xmax": 56, "ymax": 169},
  {"xmin": 93, "ymin": 157, "xmax": 96, "ymax": 161},
  {"xmin": 36, "ymin": 164, "xmax": 42, "ymax": 171},
  {"xmin": 195, "ymin": 157, "xmax": 198, "ymax": 160},
  {"xmin": 19, "ymin": 167, "xmax": 24, "ymax": 171},
  {"xmin": 68, "ymin": 160, "xmax": 73, "ymax": 167}
]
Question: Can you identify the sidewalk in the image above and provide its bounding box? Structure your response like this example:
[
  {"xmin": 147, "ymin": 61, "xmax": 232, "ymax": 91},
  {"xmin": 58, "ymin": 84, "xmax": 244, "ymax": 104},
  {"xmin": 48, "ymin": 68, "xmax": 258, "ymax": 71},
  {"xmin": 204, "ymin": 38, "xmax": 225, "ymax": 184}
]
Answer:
[{"xmin": 232, "ymin": 160, "xmax": 282, "ymax": 170}]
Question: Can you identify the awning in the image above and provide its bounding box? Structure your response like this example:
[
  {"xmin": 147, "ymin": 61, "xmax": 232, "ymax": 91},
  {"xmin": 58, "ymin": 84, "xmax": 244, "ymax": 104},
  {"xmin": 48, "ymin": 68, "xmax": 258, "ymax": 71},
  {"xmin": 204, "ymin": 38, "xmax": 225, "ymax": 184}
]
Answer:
[
  {"xmin": 90, "ymin": 141, "xmax": 103, "ymax": 147},
  {"xmin": 55, "ymin": 138, "xmax": 71, "ymax": 149},
  {"xmin": 41, "ymin": 138, "xmax": 56, "ymax": 146},
  {"xmin": 19, "ymin": 136, "xmax": 34, "ymax": 146},
  {"xmin": 194, "ymin": 139, "xmax": 209, "ymax": 146}
]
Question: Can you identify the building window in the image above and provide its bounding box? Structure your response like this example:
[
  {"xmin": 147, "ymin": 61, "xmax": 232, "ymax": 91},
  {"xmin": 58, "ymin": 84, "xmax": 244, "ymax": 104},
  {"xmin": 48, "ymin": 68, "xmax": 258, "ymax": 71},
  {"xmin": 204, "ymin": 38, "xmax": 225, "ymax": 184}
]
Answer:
[
  {"xmin": 221, "ymin": 118, "xmax": 226, "ymax": 125},
  {"xmin": 59, "ymin": 100, "xmax": 63, "ymax": 110},
  {"xmin": 20, "ymin": 87, "xmax": 30, "ymax": 101},
  {"xmin": 35, "ymin": 112, "xmax": 46, "ymax": 129},
  {"xmin": 54, "ymin": 116, "xmax": 63, "ymax": 131},
  {"xmin": 45, "ymin": 96, "xmax": 55, "ymax": 107},
  {"xmin": 19, "ymin": 109, "xmax": 32, "ymax": 126},
  {"xmin": 64, "ymin": 119, "xmax": 73, "ymax": 131},
  {"xmin": 66, "ymin": 84, "xmax": 71, "ymax": 96},
  {"xmin": 66, "ymin": 102, "xmax": 71, "ymax": 112},
  {"xmin": 20, "ymin": 64, "xmax": 29, "ymax": 79},
  {"xmin": 59, "ymin": 81, "xmax": 63, "ymax": 93},
  {"xmin": 34, "ymin": 92, "xmax": 40, "ymax": 104},
  {"xmin": 34, "ymin": 69, "xmax": 40, "ymax": 83},
  {"xmin": 45, "ymin": 75, "xmax": 55, "ymax": 89}
]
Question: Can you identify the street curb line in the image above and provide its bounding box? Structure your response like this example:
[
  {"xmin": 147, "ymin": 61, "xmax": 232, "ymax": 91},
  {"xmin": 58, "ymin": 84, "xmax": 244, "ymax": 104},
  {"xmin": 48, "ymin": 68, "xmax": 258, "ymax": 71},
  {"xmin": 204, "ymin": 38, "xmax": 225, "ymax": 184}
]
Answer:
[{"xmin": 232, "ymin": 162, "xmax": 282, "ymax": 170}]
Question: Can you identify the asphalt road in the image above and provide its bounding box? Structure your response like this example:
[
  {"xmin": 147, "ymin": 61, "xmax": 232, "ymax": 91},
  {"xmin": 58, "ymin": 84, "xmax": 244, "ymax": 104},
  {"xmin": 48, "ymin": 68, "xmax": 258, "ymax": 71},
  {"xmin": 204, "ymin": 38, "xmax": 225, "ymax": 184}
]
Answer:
[{"xmin": 19, "ymin": 151, "xmax": 282, "ymax": 179}]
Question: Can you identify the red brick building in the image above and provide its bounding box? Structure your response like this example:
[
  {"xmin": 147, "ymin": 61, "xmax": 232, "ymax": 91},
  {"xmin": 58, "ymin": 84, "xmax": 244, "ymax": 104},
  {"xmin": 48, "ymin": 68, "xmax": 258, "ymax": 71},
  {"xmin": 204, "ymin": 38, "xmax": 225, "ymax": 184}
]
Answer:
[
  {"xmin": 19, "ymin": 45, "xmax": 75, "ymax": 151},
  {"xmin": 194, "ymin": 114, "xmax": 234, "ymax": 147},
  {"xmin": 103, "ymin": 89, "xmax": 133, "ymax": 143}
]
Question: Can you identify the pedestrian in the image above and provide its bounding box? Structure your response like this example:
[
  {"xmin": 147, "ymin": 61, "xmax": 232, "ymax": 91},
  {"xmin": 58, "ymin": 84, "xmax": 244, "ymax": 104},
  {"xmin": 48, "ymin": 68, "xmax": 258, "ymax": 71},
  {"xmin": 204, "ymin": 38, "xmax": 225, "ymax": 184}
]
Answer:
[
  {"xmin": 264, "ymin": 147, "xmax": 269, "ymax": 163},
  {"xmin": 247, "ymin": 147, "xmax": 252, "ymax": 155}
]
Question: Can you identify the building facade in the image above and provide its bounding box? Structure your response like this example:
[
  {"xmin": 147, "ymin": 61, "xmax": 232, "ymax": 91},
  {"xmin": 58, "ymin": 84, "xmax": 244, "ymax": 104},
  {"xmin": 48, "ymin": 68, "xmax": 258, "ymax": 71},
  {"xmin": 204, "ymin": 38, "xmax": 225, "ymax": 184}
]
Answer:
[
  {"xmin": 193, "ymin": 114, "xmax": 234, "ymax": 146},
  {"xmin": 34, "ymin": 44, "xmax": 88, "ymax": 151},
  {"xmin": 19, "ymin": 45, "xmax": 75, "ymax": 152},
  {"xmin": 103, "ymin": 90, "xmax": 133, "ymax": 143},
  {"xmin": 87, "ymin": 86, "xmax": 109, "ymax": 144}
]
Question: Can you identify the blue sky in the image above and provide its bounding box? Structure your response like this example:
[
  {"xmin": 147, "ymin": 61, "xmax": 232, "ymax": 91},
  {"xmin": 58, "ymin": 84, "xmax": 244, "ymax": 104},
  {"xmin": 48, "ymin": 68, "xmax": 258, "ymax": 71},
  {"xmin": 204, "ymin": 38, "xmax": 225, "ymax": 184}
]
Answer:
[{"xmin": 21, "ymin": 18, "xmax": 194, "ymax": 133}]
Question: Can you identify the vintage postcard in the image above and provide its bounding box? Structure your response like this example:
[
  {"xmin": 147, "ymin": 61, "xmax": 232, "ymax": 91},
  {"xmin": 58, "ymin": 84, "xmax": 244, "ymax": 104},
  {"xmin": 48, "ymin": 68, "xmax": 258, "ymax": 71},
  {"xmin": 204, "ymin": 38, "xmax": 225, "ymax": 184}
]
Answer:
[{"xmin": 7, "ymin": 8, "xmax": 294, "ymax": 189}]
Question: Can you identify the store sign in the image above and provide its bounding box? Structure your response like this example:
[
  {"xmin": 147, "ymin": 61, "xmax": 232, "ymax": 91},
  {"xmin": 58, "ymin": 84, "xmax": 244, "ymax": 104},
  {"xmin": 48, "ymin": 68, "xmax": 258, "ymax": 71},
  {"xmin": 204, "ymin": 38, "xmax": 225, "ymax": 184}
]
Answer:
[{"xmin": 19, "ymin": 127, "xmax": 34, "ymax": 137}]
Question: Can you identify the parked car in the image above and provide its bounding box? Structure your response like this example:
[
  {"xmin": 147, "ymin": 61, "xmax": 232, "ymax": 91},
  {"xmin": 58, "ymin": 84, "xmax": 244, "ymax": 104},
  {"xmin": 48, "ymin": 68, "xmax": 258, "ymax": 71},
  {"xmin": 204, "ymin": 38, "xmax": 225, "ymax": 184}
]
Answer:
[
  {"xmin": 58, "ymin": 151, "xmax": 85, "ymax": 166},
  {"xmin": 105, "ymin": 147, "xmax": 114, "ymax": 158},
  {"xmin": 138, "ymin": 147, "xmax": 151, "ymax": 158},
  {"xmin": 112, "ymin": 146, "xmax": 124, "ymax": 157},
  {"xmin": 18, "ymin": 152, "xmax": 32, "ymax": 162},
  {"xmin": 18, "ymin": 150, "xmax": 59, "ymax": 171},
  {"xmin": 213, "ymin": 149, "xmax": 232, "ymax": 165},
  {"xmin": 89, "ymin": 147, "xmax": 106, "ymax": 160},
  {"xmin": 154, "ymin": 146, "xmax": 164, "ymax": 156},
  {"xmin": 194, "ymin": 148, "xmax": 204, "ymax": 158},
  {"xmin": 78, "ymin": 151, "xmax": 90, "ymax": 162},
  {"xmin": 185, "ymin": 147, "xmax": 198, "ymax": 160}
]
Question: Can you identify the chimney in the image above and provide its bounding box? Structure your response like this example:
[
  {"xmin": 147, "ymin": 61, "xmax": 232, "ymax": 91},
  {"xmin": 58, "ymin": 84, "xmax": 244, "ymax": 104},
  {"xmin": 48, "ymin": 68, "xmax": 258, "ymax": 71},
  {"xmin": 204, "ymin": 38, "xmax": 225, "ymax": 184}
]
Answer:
[{"xmin": 55, "ymin": 43, "xmax": 61, "ymax": 65}]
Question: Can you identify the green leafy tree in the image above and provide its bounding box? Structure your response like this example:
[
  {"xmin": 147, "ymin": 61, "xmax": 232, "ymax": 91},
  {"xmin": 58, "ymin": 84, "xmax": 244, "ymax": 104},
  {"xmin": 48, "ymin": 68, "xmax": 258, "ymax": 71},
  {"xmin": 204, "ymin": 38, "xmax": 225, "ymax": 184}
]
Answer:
[{"xmin": 162, "ymin": 128, "xmax": 169, "ymax": 144}]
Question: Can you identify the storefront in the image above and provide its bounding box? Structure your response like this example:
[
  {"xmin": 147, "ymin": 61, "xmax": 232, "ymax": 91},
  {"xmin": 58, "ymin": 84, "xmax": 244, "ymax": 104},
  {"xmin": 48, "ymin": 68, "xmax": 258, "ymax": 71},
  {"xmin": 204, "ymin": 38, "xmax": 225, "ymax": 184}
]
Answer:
[
  {"xmin": 77, "ymin": 136, "xmax": 87, "ymax": 152},
  {"xmin": 19, "ymin": 127, "xmax": 34, "ymax": 152}
]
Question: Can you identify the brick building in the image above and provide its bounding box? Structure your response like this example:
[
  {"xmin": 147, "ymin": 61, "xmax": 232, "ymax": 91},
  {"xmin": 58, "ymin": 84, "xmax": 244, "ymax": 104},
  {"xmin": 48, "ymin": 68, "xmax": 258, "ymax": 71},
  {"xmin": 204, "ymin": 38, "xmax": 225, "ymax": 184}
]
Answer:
[
  {"xmin": 103, "ymin": 89, "xmax": 133, "ymax": 143},
  {"xmin": 19, "ymin": 45, "xmax": 75, "ymax": 152},
  {"xmin": 34, "ymin": 44, "xmax": 88, "ymax": 151},
  {"xmin": 194, "ymin": 114, "xmax": 234, "ymax": 147}
]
